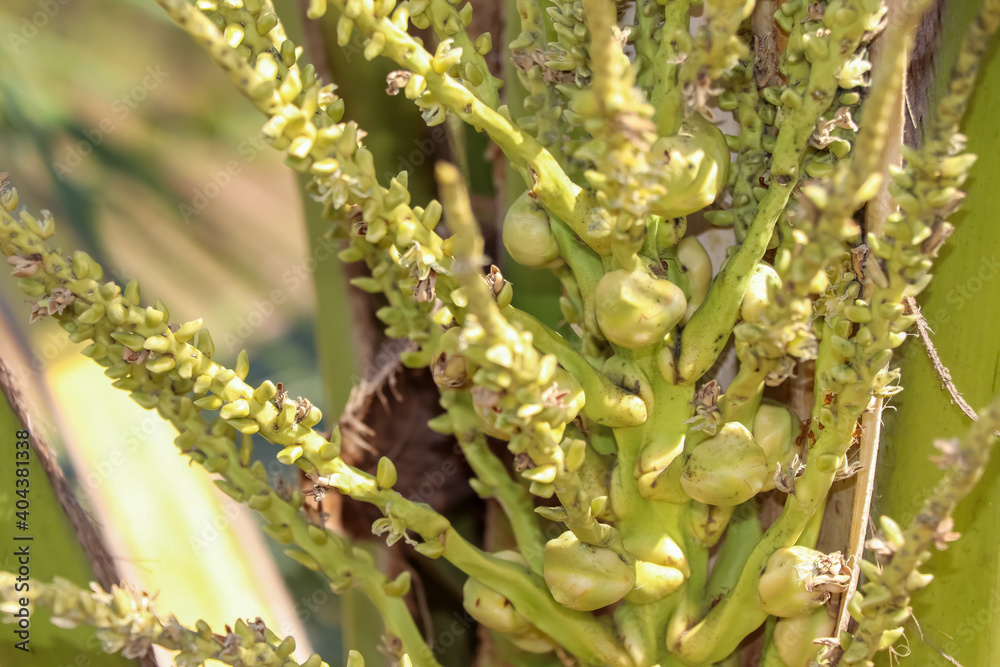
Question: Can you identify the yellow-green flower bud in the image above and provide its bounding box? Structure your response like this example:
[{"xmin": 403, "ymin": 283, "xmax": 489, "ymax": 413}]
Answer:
[
  {"xmin": 502, "ymin": 191, "xmax": 561, "ymax": 268},
  {"xmin": 376, "ymin": 456, "xmax": 397, "ymax": 489},
  {"xmin": 757, "ymin": 547, "xmax": 851, "ymax": 618},
  {"xmin": 681, "ymin": 422, "xmax": 769, "ymax": 506},
  {"xmin": 543, "ymin": 531, "xmax": 634, "ymax": 611},
  {"xmin": 595, "ymin": 270, "xmax": 687, "ymax": 348},
  {"xmin": 432, "ymin": 327, "xmax": 474, "ymax": 389},
  {"xmin": 773, "ymin": 606, "xmax": 836, "ymax": 666}
]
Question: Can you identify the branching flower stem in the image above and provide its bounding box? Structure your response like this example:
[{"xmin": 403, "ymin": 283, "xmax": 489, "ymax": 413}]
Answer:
[
  {"xmin": 322, "ymin": 0, "xmax": 610, "ymax": 254},
  {"xmin": 0, "ymin": 574, "xmax": 351, "ymax": 667},
  {"xmin": 677, "ymin": 0, "xmax": 887, "ymax": 385},
  {"xmin": 442, "ymin": 391, "xmax": 547, "ymax": 572}
]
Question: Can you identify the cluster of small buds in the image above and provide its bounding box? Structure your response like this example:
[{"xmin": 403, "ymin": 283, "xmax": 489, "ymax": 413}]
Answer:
[
  {"xmin": 2, "ymin": 184, "xmax": 454, "ymax": 665},
  {"xmin": 508, "ymin": 0, "xmax": 568, "ymax": 156},
  {"xmin": 437, "ymin": 163, "xmax": 627, "ymax": 592},
  {"xmin": 170, "ymin": 0, "xmax": 472, "ymax": 371},
  {"xmin": 543, "ymin": 0, "xmax": 591, "ymax": 87},
  {"xmin": 677, "ymin": 0, "xmax": 751, "ymax": 113},
  {"xmin": 734, "ymin": 261, "xmax": 816, "ymax": 388},
  {"xmin": 0, "ymin": 575, "xmax": 338, "ymax": 667},
  {"xmin": 568, "ymin": 0, "xmax": 660, "ymax": 250},
  {"xmin": 405, "ymin": 0, "xmax": 502, "ymax": 109},
  {"xmin": 714, "ymin": 59, "xmax": 771, "ymax": 242}
]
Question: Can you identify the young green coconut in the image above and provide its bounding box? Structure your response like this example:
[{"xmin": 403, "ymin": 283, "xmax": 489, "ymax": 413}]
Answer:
[
  {"xmin": 757, "ymin": 547, "xmax": 852, "ymax": 618},
  {"xmin": 681, "ymin": 422, "xmax": 770, "ymax": 506},
  {"xmin": 502, "ymin": 190, "xmax": 561, "ymax": 269},
  {"xmin": 647, "ymin": 114, "xmax": 731, "ymax": 219},
  {"xmin": 543, "ymin": 531, "xmax": 635, "ymax": 611},
  {"xmin": 772, "ymin": 606, "xmax": 836, "ymax": 666},
  {"xmin": 595, "ymin": 269, "xmax": 687, "ymax": 349}
]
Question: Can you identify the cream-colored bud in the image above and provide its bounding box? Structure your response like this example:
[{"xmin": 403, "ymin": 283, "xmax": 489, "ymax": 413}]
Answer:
[
  {"xmin": 681, "ymin": 422, "xmax": 769, "ymax": 506},
  {"xmin": 543, "ymin": 531, "xmax": 634, "ymax": 611},
  {"xmin": 595, "ymin": 270, "xmax": 687, "ymax": 348}
]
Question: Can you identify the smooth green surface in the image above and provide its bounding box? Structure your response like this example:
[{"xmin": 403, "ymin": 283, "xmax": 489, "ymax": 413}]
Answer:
[
  {"xmin": 874, "ymin": 6, "xmax": 1000, "ymax": 664},
  {"xmin": 0, "ymin": 383, "xmax": 135, "ymax": 667}
]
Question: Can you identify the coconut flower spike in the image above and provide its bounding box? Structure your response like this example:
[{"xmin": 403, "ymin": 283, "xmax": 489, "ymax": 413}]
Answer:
[
  {"xmin": 0, "ymin": 574, "xmax": 354, "ymax": 667},
  {"xmin": 832, "ymin": 396, "xmax": 1000, "ymax": 665}
]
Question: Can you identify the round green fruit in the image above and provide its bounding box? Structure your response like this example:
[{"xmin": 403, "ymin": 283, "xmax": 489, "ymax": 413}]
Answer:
[
  {"xmin": 543, "ymin": 531, "xmax": 634, "ymax": 611},
  {"xmin": 681, "ymin": 422, "xmax": 769, "ymax": 506},
  {"xmin": 648, "ymin": 114, "xmax": 731, "ymax": 219},
  {"xmin": 758, "ymin": 547, "xmax": 846, "ymax": 618},
  {"xmin": 503, "ymin": 191, "xmax": 561, "ymax": 268},
  {"xmin": 595, "ymin": 270, "xmax": 687, "ymax": 348}
]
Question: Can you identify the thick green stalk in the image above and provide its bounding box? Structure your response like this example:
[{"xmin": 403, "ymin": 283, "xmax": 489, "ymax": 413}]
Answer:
[
  {"xmin": 651, "ymin": 0, "xmax": 690, "ymax": 136},
  {"xmin": 445, "ymin": 393, "xmax": 546, "ymax": 573},
  {"xmin": 704, "ymin": 502, "xmax": 763, "ymax": 604},
  {"xmin": 610, "ymin": 354, "xmax": 694, "ymax": 664}
]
